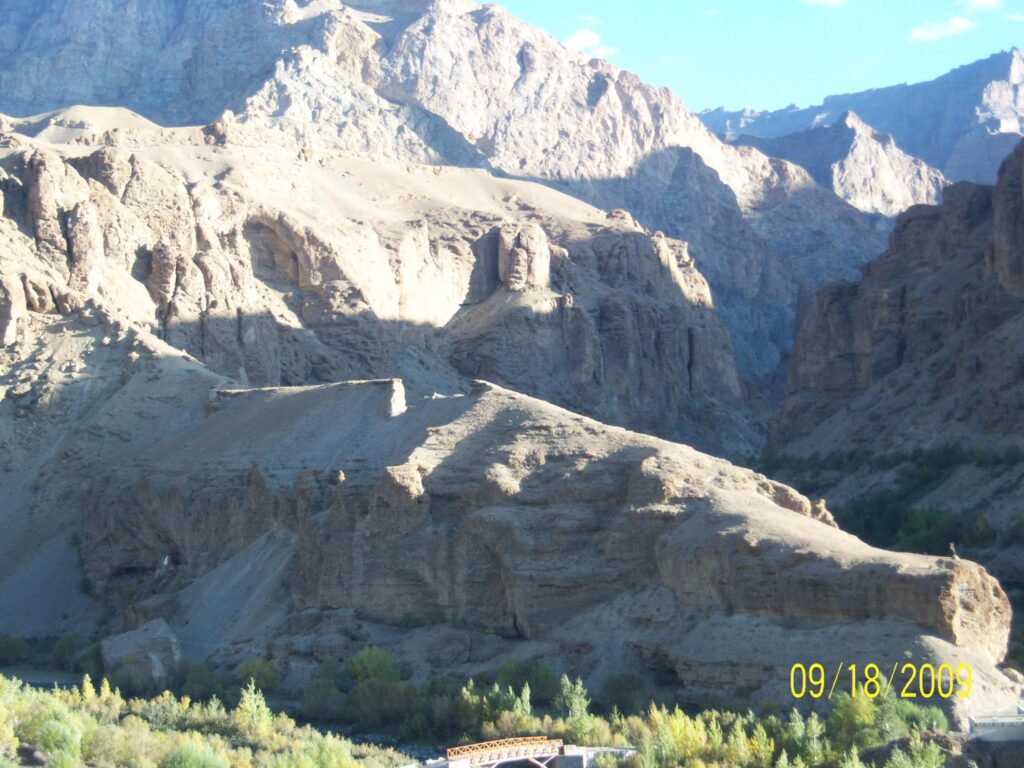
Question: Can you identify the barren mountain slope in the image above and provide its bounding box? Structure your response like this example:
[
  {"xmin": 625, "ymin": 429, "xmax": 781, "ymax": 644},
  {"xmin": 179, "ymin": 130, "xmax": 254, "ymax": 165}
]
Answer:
[
  {"xmin": 733, "ymin": 112, "xmax": 947, "ymax": 217},
  {"xmin": 0, "ymin": 0, "xmax": 886, "ymax": 380},
  {"xmin": 773, "ymin": 139, "xmax": 1024, "ymax": 586},
  {"xmin": 703, "ymin": 48, "xmax": 1024, "ymax": 184}
]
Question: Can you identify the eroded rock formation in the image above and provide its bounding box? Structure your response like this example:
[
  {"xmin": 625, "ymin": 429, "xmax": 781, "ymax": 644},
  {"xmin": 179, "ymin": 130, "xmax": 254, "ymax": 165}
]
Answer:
[
  {"xmin": 77, "ymin": 376, "xmax": 1016, "ymax": 723},
  {"xmin": 0, "ymin": 115, "xmax": 753, "ymax": 453}
]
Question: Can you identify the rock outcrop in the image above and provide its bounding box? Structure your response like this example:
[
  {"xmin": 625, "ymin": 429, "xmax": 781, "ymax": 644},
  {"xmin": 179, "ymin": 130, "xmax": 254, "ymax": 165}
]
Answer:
[
  {"xmin": 101, "ymin": 619, "xmax": 182, "ymax": 692},
  {"xmin": 702, "ymin": 48, "xmax": 1024, "ymax": 184},
  {"xmin": 777, "ymin": 141, "xmax": 1024, "ymax": 444},
  {"xmin": 497, "ymin": 224, "xmax": 552, "ymax": 292},
  {"xmin": 734, "ymin": 112, "xmax": 948, "ymax": 217}
]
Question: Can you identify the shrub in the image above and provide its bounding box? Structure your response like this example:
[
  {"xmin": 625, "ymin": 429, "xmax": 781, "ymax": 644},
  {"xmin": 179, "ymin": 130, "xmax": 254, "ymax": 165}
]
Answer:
[
  {"xmin": 347, "ymin": 679, "xmax": 418, "ymax": 731},
  {"xmin": 232, "ymin": 680, "xmax": 274, "ymax": 741},
  {"xmin": 0, "ymin": 674, "xmax": 405, "ymax": 768},
  {"xmin": 0, "ymin": 637, "xmax": 29, "ymax": 667},
  {"xmin": 884, "ymin": 735, "xmax": 946, "ymax": 768},
  {"xmin": 175, "ymin": 661, "xmax": 223, "ymax": 702},
  {"xmin": 15, "ymin": 702, "xmax": 82, "ymax": 762},
  {"xmin": 343, "ymin": 647, "xmax": 400, "ymax": 687},
  {"xmin": 160, "ymin": 744, "xmax": 229, "ymax": 768},
  {"xmin": 236, "ymin": 658, "xmax": 283, "ymax": 693},
  {"xmin": 827, "ymin": 691, "xmax": 877, "ymax": 751}
]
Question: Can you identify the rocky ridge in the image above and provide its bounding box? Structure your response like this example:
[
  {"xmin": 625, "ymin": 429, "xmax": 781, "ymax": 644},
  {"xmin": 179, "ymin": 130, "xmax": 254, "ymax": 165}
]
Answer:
[
  {"xmin": 69, "ymin": 374, "xmax": 1024, "ymax": 723},
  {"xmin": 733, "ymin": 112, "xmax": 948, "ymax": 217},
  {"xmin": 701, "ymin": 48, "xmax": 1024, "ymax": 184}
]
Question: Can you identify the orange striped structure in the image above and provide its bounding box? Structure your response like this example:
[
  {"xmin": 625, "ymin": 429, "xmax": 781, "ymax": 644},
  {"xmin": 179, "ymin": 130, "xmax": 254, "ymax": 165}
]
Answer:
[{"xmin": 445, "ymin": 737, "xmax": 565, "ymax": 766}]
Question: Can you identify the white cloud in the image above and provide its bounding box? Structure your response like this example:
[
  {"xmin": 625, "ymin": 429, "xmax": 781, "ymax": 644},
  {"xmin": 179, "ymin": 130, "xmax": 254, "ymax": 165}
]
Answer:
[
  {"xmin": 957, "ymin": 0, "xmax": 1002, "ymax": 10},
  {"xmin": 801, "ymin": 0, "xmax": 846, "ymax": 6},
  {"xmin": 563, "ymin": 28, "xmax": 619, "ymax": 58},
  {"xmin": 705, "ymin": 7, "xmax": 721, "ymax": 16},
  {"xmin": 909, "ymin": 16, "xmax": 976, "ymax": 41},
  {"xmin": 579, "ymin": 14, "xmax": 601, "ymax": 26},
  {"xmin": 1008, "ymin": 11, "xmax": 1024, "ymax": 20}
]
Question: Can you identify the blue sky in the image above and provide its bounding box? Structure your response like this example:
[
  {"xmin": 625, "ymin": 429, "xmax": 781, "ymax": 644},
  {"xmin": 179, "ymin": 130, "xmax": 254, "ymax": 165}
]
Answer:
[{"xmin": 498, "ymin": 0, "xmax": 1024, "ymax": 112}]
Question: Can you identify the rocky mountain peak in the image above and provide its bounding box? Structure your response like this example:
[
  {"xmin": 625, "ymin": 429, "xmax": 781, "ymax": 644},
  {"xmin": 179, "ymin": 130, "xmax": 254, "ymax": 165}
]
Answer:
[
  {"xmin": 731, "ymin": 111, "xmax": 947, "ymax": 217},
  {"xmin": 703, "ymin": 48, "xmax": 1024, "ymax": 184}
]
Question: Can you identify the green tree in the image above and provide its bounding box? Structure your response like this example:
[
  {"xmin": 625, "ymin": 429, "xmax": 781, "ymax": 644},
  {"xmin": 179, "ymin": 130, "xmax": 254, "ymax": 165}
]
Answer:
[
  {"xmin": 555, "ymin": 675, "xmax": 590, "ymax": 720},
  {"xmin": 232, "ymin": 680, "xmax": 273, "ymax": 741}
]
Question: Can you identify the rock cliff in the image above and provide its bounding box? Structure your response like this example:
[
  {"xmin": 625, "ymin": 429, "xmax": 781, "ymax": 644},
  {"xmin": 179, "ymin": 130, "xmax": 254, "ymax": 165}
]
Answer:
[
  {"xmin": 0, "ymin": 112, "xmax": 752, "ymax": 456},
  {"xmin": 774, "ymin": 138, "xmax": 1024, "ymax": 584}
]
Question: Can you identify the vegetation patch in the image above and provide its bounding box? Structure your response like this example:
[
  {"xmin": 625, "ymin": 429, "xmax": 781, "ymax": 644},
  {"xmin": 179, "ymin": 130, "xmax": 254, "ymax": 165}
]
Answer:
[
  {"xmin": 0, "ymin": 674, "xmax": 407, "ymax": 768},
  {"xmin": 759, "ymin": 444, "xmax": 1023, "ymax": 555}
]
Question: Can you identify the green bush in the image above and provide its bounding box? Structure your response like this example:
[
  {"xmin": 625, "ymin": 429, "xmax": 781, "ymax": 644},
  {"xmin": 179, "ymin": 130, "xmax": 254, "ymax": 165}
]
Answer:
[
  {"xmin": 0, "ymin": 637, "xmax": 29, "ymax": 667},
  {"xmin": 343, "ymin": 647, "xmax": 400, "ymax": 687},
  {"xmin": 883, "ymin": 735, "xmax": 946, "ymax": 768},
  {"xmin": 160, "ymin": 744, "xmax": 229, "ymax": 768},
  {"xmin": 0, "ymin": 674, "xmax": 405, "ymax": 768},
  {"xmin": 15, "ymin": 703, "xmax": 82, "ymax": 761},
  {"xmin": 347, "ymin": 679, "xmax": 418, "ymax": 731},
  {"xmin": 495, "ymin": 658, "xmax": 560, "ymax": 706},
  {"xmin": 232, "ymin": 680, "xmax": 274, "ymax": 742},
  {"xmin": 235, "ymin": 658, "xmax": 283, "ymax": 693},
  {"xmin": 897, "ymin": 507, "xmax": 996, "ymax": 555}
]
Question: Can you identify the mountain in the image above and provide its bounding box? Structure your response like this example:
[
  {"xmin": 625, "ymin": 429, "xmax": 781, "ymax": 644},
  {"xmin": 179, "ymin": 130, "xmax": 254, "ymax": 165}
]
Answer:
[
  {"xmin": 0, "ymin": 0, "xmax": 886, "ymax": 382},
  {"xmin": 1, "ymin": 113, "xmax": 1012, "ymax": 721},
  {"xmin": 732, "ymin": 111, "xmax": 947, "ymax": 217},
  {"xmin": 702, "ymin": 48, "xmax": 1024, "ymax": 184},
  {"xmin": 0, "ymin": 2, "xmax": 1017, "ymax": 718},
  {"xmin": 772, "ymin": 139, "xmax": 1024, "ymax": 590}
]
